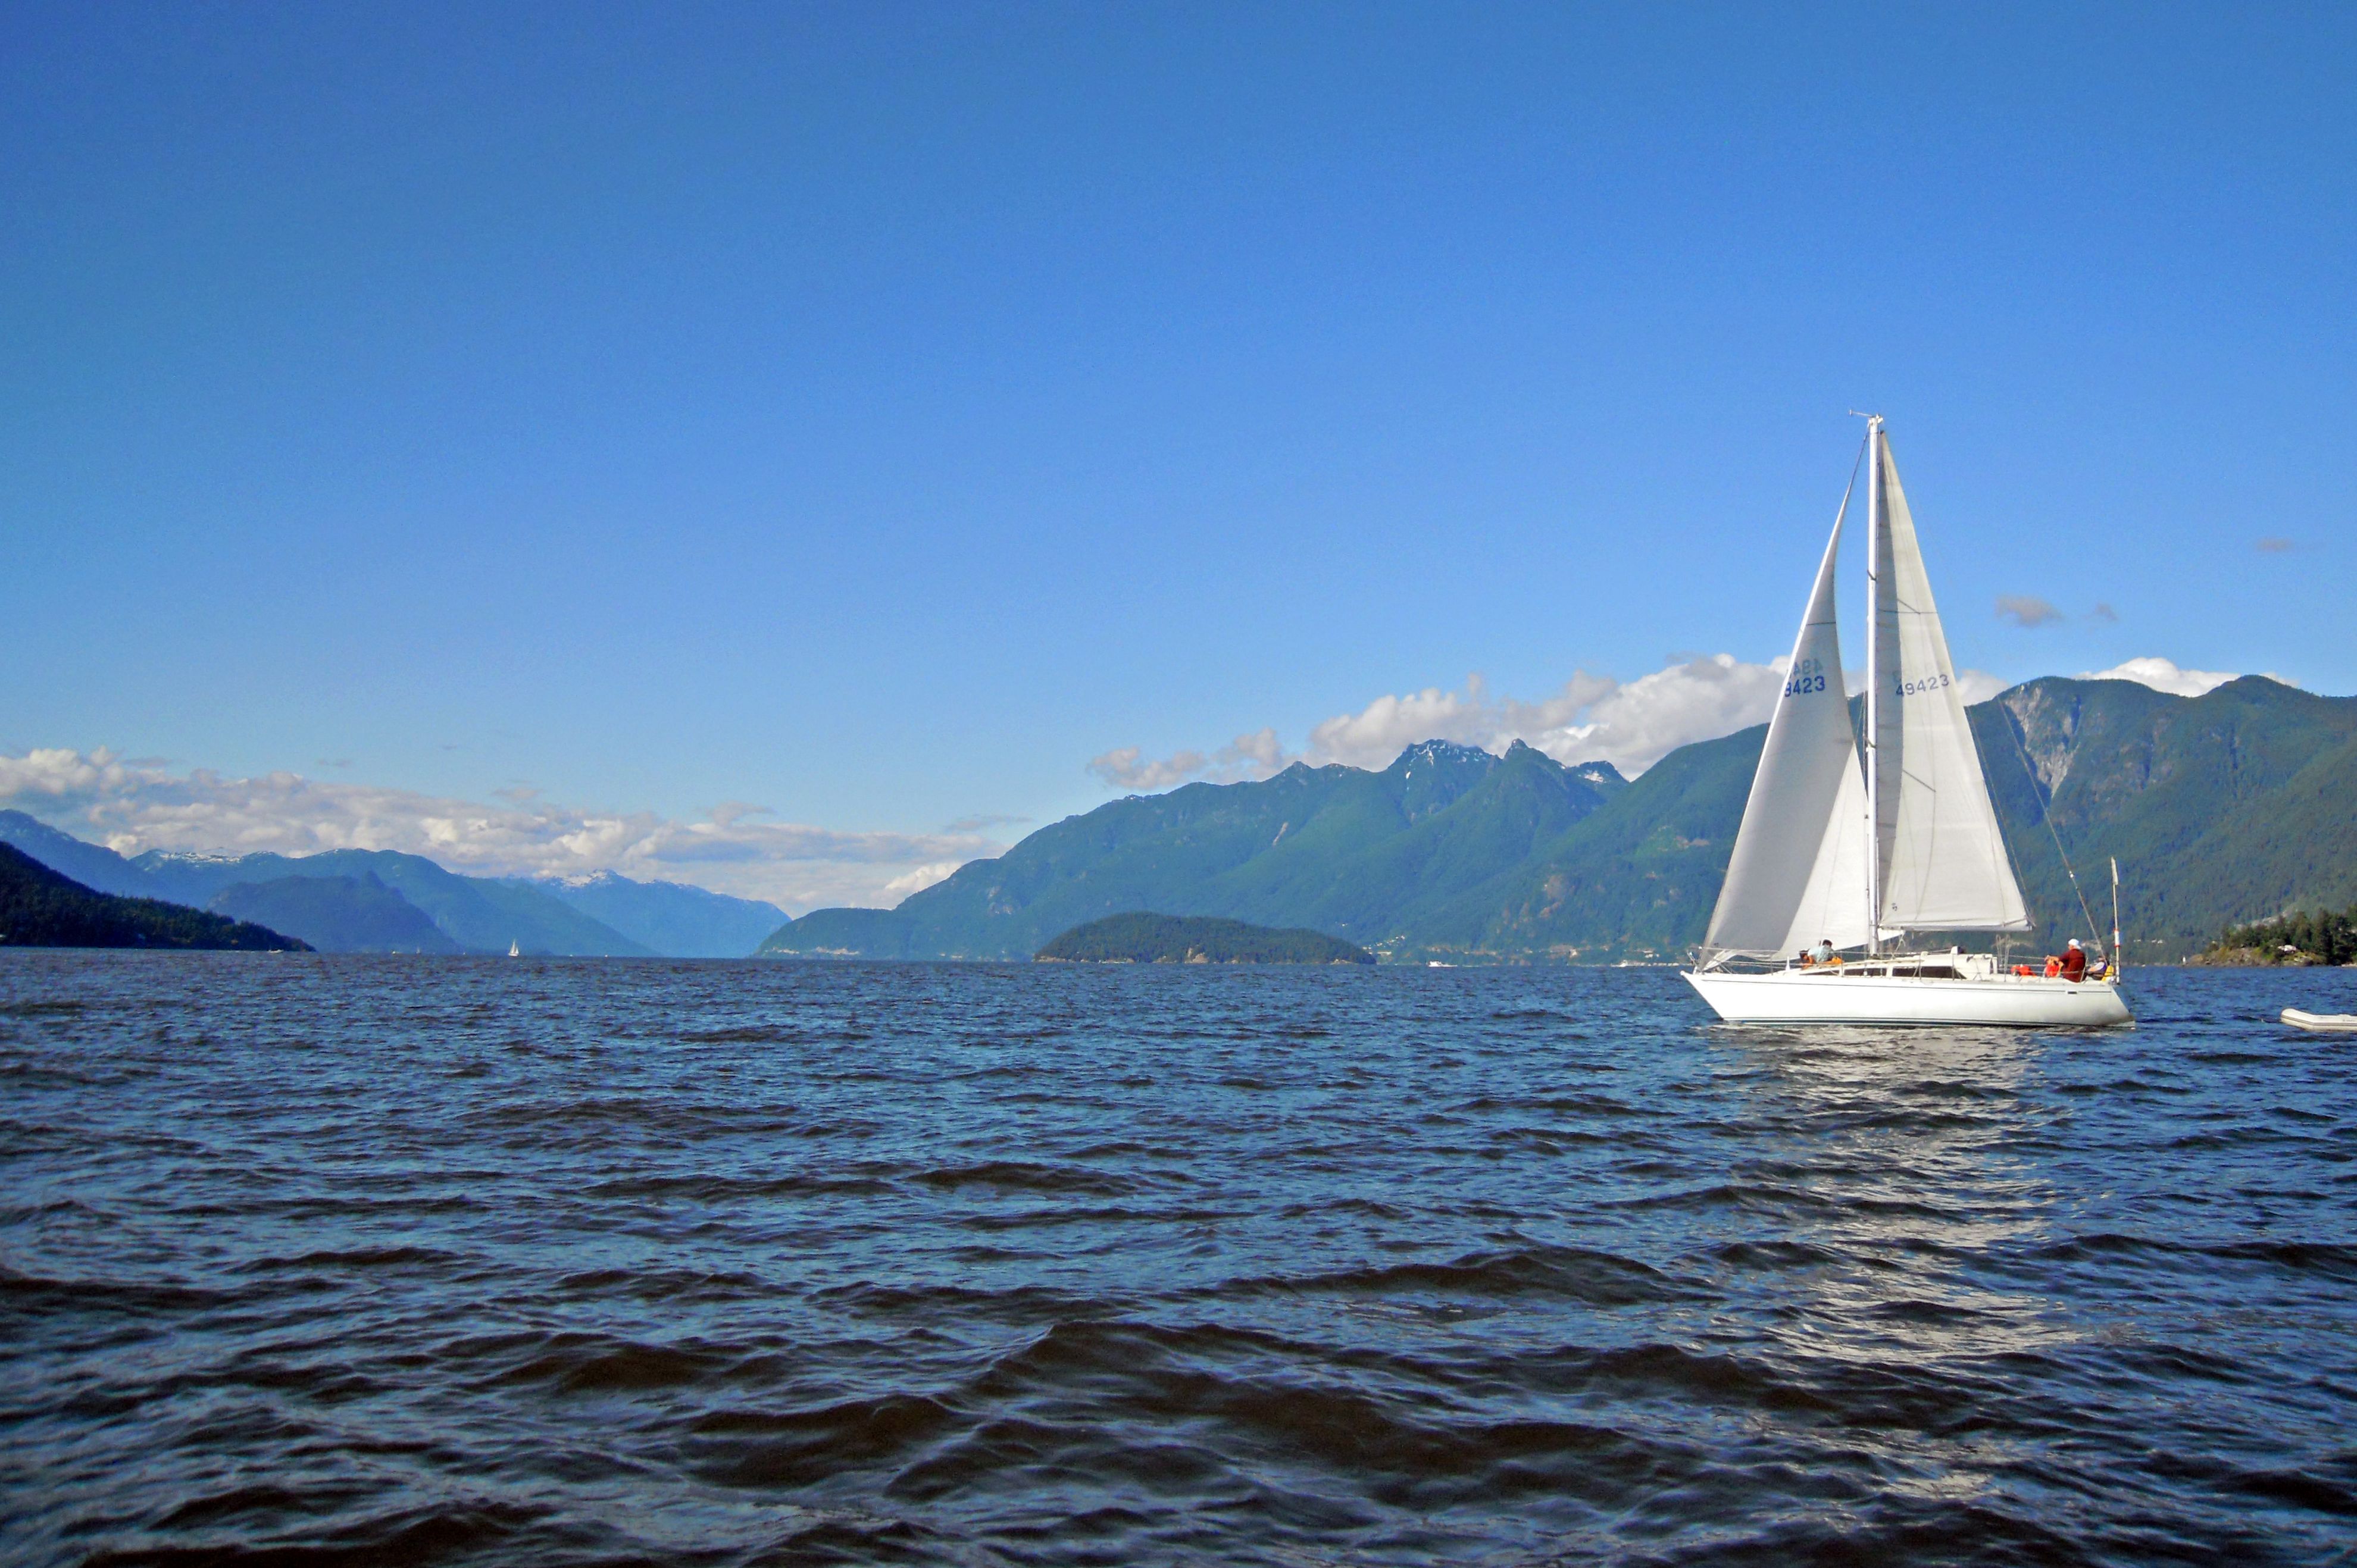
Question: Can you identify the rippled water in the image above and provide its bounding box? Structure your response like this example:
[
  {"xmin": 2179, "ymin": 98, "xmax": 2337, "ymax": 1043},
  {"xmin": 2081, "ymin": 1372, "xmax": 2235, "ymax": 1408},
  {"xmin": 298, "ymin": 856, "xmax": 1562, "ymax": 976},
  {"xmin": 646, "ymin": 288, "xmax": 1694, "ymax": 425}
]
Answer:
[{"xmin": 4, "ymin": 953, "xmax": 2355, "ymax": 1565}]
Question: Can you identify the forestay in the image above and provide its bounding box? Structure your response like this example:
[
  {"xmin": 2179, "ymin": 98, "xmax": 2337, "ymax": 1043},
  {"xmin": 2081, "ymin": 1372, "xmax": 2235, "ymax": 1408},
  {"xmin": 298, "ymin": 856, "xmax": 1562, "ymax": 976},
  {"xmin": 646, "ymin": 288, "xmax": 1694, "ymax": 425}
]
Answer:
[
  {"xmin": 1704, "ymin": 498, "xmax": 1873, "ymax": 958},
  {"xmin": 1868, "ymin": 437, "xmax": 2030, "ymax": 935}
]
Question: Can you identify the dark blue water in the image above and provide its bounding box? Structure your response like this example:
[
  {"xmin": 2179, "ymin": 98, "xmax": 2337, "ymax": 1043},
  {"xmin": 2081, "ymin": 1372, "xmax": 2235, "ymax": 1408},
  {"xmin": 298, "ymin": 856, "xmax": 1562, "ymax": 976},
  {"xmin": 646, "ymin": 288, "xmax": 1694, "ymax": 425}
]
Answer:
[{"xmin": 4, "ymin": 953, "xmax": 2354, "ymax": 1565}]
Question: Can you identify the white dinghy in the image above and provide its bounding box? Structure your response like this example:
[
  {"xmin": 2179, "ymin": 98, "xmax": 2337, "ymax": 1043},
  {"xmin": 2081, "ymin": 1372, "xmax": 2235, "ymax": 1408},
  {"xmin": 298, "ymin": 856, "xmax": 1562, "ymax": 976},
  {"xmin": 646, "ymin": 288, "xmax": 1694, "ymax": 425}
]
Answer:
[
  {"xmin": 2283, "ymin": 1009, "xmax": 2357, "ymax": 1033},
  {"xmin": 1683, "ymin": 418, "xmax": 2130, "ymax": 1028}
]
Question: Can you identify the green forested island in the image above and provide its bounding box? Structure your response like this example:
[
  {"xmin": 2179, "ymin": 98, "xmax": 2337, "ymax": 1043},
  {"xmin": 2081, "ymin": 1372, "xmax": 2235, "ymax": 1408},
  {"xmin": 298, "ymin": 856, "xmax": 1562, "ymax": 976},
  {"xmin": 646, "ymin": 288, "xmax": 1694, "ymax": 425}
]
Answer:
[
  {"xmin": 2195, "ymin": 905, "xmax": 2357, "ymax": 966},
  {"xmin": 0, "ymin": 844, "xmax": 308, "ymax": 952},
  {"xmin": 1036, "ymin": 913, "xmax": 1373, "ymax": 965}
]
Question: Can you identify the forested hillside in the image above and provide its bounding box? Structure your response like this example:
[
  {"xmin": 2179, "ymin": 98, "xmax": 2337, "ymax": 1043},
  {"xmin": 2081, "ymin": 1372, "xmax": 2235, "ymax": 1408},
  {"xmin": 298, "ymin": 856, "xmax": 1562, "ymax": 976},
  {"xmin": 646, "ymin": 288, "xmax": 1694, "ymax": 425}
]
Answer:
[
  {"xmin": 766, "ymin": 740, "xmax": 1625, "ymax": 959},
  {"xmin": 0, "ymin": 845, "xmax": 307, "ymax": 951}
]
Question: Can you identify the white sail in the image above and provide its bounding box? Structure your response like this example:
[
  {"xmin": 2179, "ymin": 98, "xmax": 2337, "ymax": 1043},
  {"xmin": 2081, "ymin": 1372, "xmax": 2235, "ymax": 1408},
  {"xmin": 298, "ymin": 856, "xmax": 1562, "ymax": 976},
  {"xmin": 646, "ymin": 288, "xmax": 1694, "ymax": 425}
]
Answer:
[
  {"xmin": 1788, "ymin": 753, "xmax": 1871, "ymax": 953},
  {"xmin": 1868, "ymin": 434, "xmax": 2030, "ymax": 934},
  {"xmin": 1704, "ymin": 500, "xmax": 1872, "ymax": 957}
]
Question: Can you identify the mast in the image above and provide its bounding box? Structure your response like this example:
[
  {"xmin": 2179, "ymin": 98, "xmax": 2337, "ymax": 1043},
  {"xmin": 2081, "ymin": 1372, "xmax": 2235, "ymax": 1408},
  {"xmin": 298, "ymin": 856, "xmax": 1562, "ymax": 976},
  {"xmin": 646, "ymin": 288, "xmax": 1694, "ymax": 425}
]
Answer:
[
  {"xmin": 1862, "ymin": 414, "xmax": 1884, "ymax": 956},
  {"xmin": 2111, "ymin": 857, "xmax": 2122, "ymax": 975}
]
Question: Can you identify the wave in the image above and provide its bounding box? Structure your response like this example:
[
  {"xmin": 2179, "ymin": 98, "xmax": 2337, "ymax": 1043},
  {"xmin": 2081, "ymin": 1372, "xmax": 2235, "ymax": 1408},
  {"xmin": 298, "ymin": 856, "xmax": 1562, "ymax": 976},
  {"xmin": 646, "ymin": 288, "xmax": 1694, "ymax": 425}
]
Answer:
[
  {"xmin": 462, "ymin": 1329, "xmax": 756, "ymax": 1394},
  {"xmin": 909, "ymin": 1161, "xmax": 1148, "ymax": 1197},
  {"xmin": 2026, "ymin": 1234, "xmax": 2357, "ymax": 1279},
  {"xmin": 82, "ymin": 1499, "xmax": 548, "ymax": 1567},
  {"xmin": 236, "ymin": 1245, "xmax": 460, "ymax": 1273},
  {"xmin": 687, "ymin": 1393, "xmax": 959, "ymax": 1488},
  {"xmin": 582, "ymin": 1172, "xmax": 897, "ymax": 1201},
  {"xmin": 1218, "ymin": 1244, "xmax": 1696, "ymax": 1306},
  {"xmin": 0, "ymin": 1265, "xmax": 235, "ymax": 1317}
]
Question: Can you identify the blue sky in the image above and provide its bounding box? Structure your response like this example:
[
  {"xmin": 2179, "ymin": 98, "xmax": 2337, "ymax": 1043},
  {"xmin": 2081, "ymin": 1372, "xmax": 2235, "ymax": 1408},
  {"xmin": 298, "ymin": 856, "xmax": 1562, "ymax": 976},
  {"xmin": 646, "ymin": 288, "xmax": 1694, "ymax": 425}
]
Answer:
[{"xmin": 2, "ymin": 4, "xmax": 2350, "ymax": 906}]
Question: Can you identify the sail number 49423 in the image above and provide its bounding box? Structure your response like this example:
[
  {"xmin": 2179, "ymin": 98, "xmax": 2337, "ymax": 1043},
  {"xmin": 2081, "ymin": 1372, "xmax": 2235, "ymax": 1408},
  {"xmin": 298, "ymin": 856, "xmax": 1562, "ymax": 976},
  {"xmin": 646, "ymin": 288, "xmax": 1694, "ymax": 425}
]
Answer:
[
  {"xmin": 1783, "ymin": 658, "xmax": 1828, "ymax": 698},
  {"xmin": 1898, "ymin": 672, "xmax": 1952, "ymax": 697}
]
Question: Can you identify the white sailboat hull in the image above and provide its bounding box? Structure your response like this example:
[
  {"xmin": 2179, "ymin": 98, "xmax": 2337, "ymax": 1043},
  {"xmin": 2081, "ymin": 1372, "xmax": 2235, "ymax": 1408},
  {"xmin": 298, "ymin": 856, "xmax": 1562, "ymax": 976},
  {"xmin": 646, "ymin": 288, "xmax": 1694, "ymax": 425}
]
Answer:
[{"xmin": 1683, "ymin": 966, "xmax": 2131, "ymax": 1027}]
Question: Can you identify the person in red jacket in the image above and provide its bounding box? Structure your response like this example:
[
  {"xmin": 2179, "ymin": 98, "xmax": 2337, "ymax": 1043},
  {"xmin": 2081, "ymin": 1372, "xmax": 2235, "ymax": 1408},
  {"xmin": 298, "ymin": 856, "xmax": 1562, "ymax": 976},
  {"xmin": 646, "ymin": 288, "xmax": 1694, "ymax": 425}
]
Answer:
[{"xmin": 2057, "ymin": 939, "xmax": 2087, "ymax": 981}]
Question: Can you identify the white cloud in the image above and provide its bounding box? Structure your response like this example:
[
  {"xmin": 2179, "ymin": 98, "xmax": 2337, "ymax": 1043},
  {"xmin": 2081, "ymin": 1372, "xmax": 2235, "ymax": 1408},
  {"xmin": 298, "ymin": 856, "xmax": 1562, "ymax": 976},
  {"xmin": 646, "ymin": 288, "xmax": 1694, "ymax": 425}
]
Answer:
[
  {"xmin": 881, "ymin": 861, "xmax": 967, "ymax": 899},
  {"xmin": 0, "ymin": 748, "xmax": 1004, "ymax": 913},
  {"xmin": 1222, "ymin": 727, "xmax": 1287, "ymax": 773},
  {"xmin": 1303, "ymin": 679, "xmax": 1501, "ymax": 768},
  {"xmin": 1086, "ymin": 745, "xmax": 1207, "ymax": 791},
  {"xmin": 1996, "ymin": 594, "xmax": 2065, "ymax": 629},
  {"xmin": 1956, "ymin": 669, "xmax": 2008, "ymax": 704},
  {"xmin": 1508, "ymin": 658, "xmax": 1784, "ymax": 776},
  {"xmin": 1295, "ymin": 660, "xmax": 1784, "ymax": 777},
  {"xmin": 1088, "ymin": 727, "xmax": 1292, "ymax": 791},
  {"xmin": 2076, "ymin": 656, "xmax": 2249, "ymax": 697}
]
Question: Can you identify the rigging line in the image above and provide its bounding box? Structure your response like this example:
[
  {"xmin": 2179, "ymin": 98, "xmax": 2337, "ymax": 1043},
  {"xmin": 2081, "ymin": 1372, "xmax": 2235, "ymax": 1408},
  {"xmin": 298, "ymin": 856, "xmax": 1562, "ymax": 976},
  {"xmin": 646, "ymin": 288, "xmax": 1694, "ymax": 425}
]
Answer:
[
  {"xmin": 2001, "ymin": 703, "xmax": 2106, "ymax": 953},
  {"xmin": 1837, "ymin": 433, "xmax": 1867, "ymax": 518}
]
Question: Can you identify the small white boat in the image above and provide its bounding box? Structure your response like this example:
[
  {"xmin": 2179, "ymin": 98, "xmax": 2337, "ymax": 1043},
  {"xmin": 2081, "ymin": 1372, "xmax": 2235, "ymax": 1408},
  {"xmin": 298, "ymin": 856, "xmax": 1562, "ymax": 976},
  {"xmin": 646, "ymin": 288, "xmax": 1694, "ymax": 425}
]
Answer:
[
  {"xmin": 2283, "ymin": 1008, "xmax": 2357, "ymax": 1032},
  {"xmin": 1683, "ymin": 418, "xmax": 2130, "ymax": 1028},
  {"xmin": 508, "ymin": 940, "xmax": 521, "ymax": 957}
]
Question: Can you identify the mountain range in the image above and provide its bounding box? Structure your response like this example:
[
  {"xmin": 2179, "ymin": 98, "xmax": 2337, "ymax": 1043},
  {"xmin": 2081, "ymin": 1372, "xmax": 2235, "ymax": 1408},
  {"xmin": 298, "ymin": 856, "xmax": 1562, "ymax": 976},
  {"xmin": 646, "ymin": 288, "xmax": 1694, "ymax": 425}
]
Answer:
[
  {"xmin": 760, "ymin": 676, "xmax": 2357, "ymax": 963},
  {"xmin": 10, "ymin": 674, "xmax": 2346, "ymax": 965},
  {"xmin": 0, "ymin": 812, "xmax": 785, "ymax": 957}
]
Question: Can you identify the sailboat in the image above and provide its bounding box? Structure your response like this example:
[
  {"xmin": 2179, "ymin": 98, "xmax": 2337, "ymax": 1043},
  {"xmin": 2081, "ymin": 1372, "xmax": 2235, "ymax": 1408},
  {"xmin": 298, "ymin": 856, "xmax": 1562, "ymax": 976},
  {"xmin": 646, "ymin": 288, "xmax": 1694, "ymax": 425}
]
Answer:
[
  {"xmin": 508, "ymin": 940, "xmax": 521, "ymax": 958},
  {"xmin": 1683, "ymin": 417, "xmax": 2130, "ymax": 1027}
]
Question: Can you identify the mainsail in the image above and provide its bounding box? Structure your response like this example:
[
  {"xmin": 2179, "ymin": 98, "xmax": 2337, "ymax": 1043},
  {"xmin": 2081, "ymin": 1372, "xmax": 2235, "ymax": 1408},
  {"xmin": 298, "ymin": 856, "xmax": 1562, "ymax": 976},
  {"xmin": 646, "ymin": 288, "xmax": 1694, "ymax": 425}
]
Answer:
[
  {"xmin": 1704, "ymin": 493, "xmax": 1872, "ymax": 957},
  {"xmin": 1867, "ymin": 430, "xmax": 2030, "ymax": 936}
]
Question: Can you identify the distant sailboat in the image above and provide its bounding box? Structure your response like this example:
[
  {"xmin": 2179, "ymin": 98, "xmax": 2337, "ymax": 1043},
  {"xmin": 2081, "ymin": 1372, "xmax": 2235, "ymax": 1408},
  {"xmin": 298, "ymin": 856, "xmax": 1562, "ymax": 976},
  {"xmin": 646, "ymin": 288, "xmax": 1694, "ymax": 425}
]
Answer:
[
  {"xmin": 508, "ymin": 940, "xmax": 521, "ymax": 957},
  {"xmin": 1683, "ymin": 418, "xmax": 2130, "ymax": 1027}
]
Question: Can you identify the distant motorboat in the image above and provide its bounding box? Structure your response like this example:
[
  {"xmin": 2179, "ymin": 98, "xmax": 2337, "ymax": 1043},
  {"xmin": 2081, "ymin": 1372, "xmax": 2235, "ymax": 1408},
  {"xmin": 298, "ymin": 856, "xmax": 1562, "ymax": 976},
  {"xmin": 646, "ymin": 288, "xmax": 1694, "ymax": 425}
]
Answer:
[
  {"xmin": 1682, "ymin": 418, "xmax": 2130, "ymax": 1028},
  {"xmin": 2283, "ymin": 1008, "xmax": 2357, "ymax": 1033}
]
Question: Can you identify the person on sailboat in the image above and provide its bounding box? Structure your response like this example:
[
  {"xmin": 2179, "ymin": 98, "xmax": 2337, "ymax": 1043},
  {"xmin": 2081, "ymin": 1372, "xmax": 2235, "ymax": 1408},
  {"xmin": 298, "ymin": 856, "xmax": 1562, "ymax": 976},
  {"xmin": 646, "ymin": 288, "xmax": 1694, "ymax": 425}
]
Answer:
[
  {"xmin": 2056, "ymin": 940, "xmax": 2087, "ymax": 982},
  {"xmin": 1811, "ymin": 938, "xmax": 1836, "ymax": 966}
]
